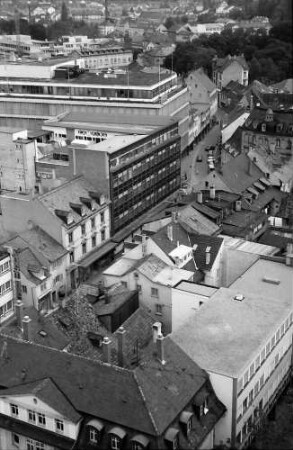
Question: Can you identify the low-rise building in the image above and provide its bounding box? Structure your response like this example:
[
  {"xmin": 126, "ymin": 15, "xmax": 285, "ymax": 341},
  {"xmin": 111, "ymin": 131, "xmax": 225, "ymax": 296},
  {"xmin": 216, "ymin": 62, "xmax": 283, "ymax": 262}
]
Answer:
[
  {"xmin": 0, "ymin": 331, "xmax": 226, "ymax": 450},
  {"xmin": 173, "ymin": 257, "xmax": 293, "ymax": 449},
  {"xmin": 212, "ymin": 55, "xmax": 249, "ymax": 90},
  {"xmin": 0, "ymin": 176, "xmax": 111, "ymax": 289},
  {"xmin": 4, "ymin": 227, "xmax": 68, "ymax": 313}
]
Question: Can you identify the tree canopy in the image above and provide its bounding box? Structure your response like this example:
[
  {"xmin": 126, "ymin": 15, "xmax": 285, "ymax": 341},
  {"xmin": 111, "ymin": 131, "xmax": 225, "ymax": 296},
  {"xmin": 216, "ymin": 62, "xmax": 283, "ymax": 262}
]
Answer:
[{"xmin": 164, "ymin": 23, "xmax": 292, "ymax": 84}]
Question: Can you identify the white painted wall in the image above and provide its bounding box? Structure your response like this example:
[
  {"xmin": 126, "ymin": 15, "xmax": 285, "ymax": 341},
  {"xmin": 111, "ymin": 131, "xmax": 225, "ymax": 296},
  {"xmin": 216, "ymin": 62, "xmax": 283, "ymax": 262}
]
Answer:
[
  {"xmin": 0, "ymin": 395, "xmax": 80, "ymax": 440},
  {"xmin": 221, "ymin": 112, "xmax": 249, "ymax": 144},
  {"xmin": 208, "ymin": 372, "xmax": 233, "ymax": 446},
  {"xmin": 171, "ymin": 288, "xmax": 209, "ymax": 332}
]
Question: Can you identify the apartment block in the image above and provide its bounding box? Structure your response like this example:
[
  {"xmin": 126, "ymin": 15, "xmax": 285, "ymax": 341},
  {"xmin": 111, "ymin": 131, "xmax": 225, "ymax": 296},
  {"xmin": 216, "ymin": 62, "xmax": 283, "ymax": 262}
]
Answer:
[{"xmin": 0, "ymin": 250, "xmax": 14, "ymax": 325}]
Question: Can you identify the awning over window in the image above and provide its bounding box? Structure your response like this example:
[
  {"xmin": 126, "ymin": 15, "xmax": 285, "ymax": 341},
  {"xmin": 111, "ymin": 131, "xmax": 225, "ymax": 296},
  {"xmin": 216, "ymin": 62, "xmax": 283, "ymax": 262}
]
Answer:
[
  {"xmin": 130, "ymin": 434, "xmax": 150, "ymax": 448},
  {"xmin": 165, "ymin": 428, "xmax": 179, "ymax": 442},
  {"xmin": 78, "ymin": 241, "xmax": 116, "ymax": 268},
  {"xmin": 179, "ymin": 411, "xmax": 193, "ymax": 424},
  {"xmin": 109, "ymin": 427, "xmax": 126, "ymax": 440},
  {"xmin": 87, "ymin": 419, "xmax": 104, "ymax": 431}
]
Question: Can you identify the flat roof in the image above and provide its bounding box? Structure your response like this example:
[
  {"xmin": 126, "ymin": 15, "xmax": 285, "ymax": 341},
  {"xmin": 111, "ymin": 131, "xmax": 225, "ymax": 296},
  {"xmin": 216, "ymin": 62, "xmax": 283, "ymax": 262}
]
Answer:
[
  {"xmin": 82, "ymin": 134, "xmax": 147, "ymax": 154},
  {"xmin": 230, "ymin": 258, "xmax": 293, "ymax": 303},
  {"xmin": 172, "ymin": 282, "xmax": 292, "ymax": 377},
  {"xmin": 44, "ymin": 111, "xmax": 176, "ymax": 135}
]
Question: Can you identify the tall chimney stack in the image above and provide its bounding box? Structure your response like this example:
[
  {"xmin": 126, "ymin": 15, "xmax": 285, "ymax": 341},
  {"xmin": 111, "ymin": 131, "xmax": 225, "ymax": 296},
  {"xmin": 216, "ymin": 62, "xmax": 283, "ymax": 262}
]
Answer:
[
  {"xmin": 205, "ymin": 247, "xmax": 211, "ymax": 266},
  {"xmin": 102, "ymin": 336, "xmax": 111, "ymax": 363},
  {"xmin": 152, "ymin": 322, "xmax": 162, "ymax": 343},
  {"xmin": 156, "ymin": 334, "xmax": 165, "ymax": 364},
  {"xmin": 197, "ymin": 191, "xmax": 203, "ymax": 204},
  {"xmin": 15, "ymin": 300, "xmax": 24, "ymax": 329},
  {"xmin": 117, "ymin": 326, "xmax": 126, "ymax": 367},
  {"xmin": 210, "ymin": 186, "xmax": 216, "ymax": 199},
  {"xmin": 22, "ymin": 315, "xmax": 31, "ymax": 341},
  {"xmin": 167, "ymin": 224, "xmax": 173, "ymax": 242}
]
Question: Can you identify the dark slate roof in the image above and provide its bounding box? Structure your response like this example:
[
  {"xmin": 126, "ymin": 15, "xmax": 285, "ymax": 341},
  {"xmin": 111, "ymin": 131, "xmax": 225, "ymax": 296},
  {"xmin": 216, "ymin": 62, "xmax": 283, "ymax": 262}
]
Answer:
[
  {"xmin": 188, "ymin": 234, "xmax": 223, "ymax": 271},
  {"xmin": 151, "ymin": 223, "xmax": 223, "ymax": 271},
  {"xmin": 0, "ymin": 334, "xmax": 210, "ymax": 436},
  {"xmin": 221, "ymin": 154, "xmax": 264, "ymax": 193},
  {"xmin": 214, "ymin": 55, "xmax": 249, "ymax": 72},
  {"xmin": 1, "ymin": 306, "xmax": 69, "ymax": 351},
  {"xmin": 0, "ymin": 378, "xmax": 81, "ymax": 423},
  {"xmin": 243, "ymin": 105, "xmax": 293, "ymax": 136}
]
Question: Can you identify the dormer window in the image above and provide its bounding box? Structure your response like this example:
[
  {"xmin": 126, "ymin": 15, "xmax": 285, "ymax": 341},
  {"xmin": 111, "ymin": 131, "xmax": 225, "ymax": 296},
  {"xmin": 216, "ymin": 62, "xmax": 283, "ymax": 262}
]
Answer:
[
  {"xmin": 261, "ymin": 123, "xmax": 266, "ymax": 132},
  {"xmin": 265, "ymin": 108, "xmax": 274, "ymax": 122},
  {"xmin": 70, "ymin": 203, "xmax": 86, "ymax": 217},
  {"xmin": 109, "ymin": 427, "xmax": 126, "ymax": 450},
  {"xmin": 276, "ymin": 123, "xmax": 283, "ymax": 132},
  {"xmin": 131, "ymin": 435, "xmax": 150, "ymax": 450},
  {"xmin": 87, "ymin": 419, "xmax": 104, "ymax": 445},
  {"xmin": 165, "ymin": 428, "xmax": 179, "ymax": 450},
  {"xmin": 180, "ymin": 411, "xmax": 193, "ymax": 435}
]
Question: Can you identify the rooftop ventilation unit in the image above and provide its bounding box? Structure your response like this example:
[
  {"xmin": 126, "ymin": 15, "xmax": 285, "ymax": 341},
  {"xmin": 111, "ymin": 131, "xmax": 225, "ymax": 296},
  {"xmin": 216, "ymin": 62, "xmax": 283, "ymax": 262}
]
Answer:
[
  {"xmin": 262, "ymin": 277, "xmax": 280, "ymax": 285},
  {"xmin": 234, "ymin": 294, "xmax": 244, "ymax": 302}
]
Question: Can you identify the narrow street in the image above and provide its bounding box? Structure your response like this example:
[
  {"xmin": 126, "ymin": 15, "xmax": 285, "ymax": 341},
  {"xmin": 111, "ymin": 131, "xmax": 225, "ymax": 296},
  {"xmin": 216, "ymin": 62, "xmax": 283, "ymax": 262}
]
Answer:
[{"xmin": 181, "ymin": 124, "xmax": 221, "ymax": 191}]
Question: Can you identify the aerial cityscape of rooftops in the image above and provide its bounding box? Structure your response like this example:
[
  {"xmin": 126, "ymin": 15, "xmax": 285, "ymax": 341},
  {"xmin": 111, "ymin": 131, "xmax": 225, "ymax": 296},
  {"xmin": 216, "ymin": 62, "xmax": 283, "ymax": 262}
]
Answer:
[{"xmin": 0, "ymin": 0, "xmax": 292, "ymax": 449}]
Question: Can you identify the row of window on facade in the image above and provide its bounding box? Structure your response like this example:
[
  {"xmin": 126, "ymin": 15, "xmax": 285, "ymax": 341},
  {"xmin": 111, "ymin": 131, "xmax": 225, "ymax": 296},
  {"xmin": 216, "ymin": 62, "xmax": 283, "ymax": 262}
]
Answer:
[
  {"xmin": 248, "ymin": 134, "xmax": 292, "ymax": 148},
  {"xmin": 236, "ymin": 364, "xmax": 290, "ymax": 446},
  {"xmin": 0, "ymin": 259, "xmax": 10, "ymax": 275},
  {"xmin": 111, "ymin": 134, "xmax": 178, "ymax": 172},
  {"xmin": 67, "ymin": 213, "xmax": 105, "ymax": 243},
  {"xmin": 0, "ymin": 299, "xmax": 13, "ymax": 320},
  {"xmin": 69, "ymin": 232, "xmax": 106, "ymax": 263},
  {"xmin": 10, "ymin": 403, "xmax": 64, "ymax": 432},
  {"xmin": 237, "ymin": 312, "xmax": 292, "ymax": 396},
  {"xmin": 12, "ymin": 434, "xmax": 45, "ymax": 450}
]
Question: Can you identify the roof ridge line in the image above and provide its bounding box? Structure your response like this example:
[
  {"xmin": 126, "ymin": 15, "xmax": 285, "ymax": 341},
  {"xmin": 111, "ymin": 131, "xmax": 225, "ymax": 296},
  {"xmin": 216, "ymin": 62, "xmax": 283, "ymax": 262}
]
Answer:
[
  {"xmin": 0, "ymin": 333, "xmax": 132, "ymax": 374},
  {"xmin": 37, "ymin": 175, "xmax": 84, "ymax": 199},
  {"xmin": 133, "ymin": 371, "xmax": 159, "ymax": 436}
]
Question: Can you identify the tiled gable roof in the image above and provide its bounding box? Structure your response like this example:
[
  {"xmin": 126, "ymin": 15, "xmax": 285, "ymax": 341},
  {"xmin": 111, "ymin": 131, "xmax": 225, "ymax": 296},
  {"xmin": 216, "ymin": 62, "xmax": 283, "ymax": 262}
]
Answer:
[
  {"xmin": 0, "ymin": 333, "xmax": 210, "ymax": 436},
  {"xmin": 214, "ymin": 55, "xmax": 249, "ymax": 72},
  {"xmin": 0, "ymin": 378, "xmax": 81, "ymax": 423},
  {"xmin": 37, "ymin": 176, "xmax": 106, "ymax": 226}
]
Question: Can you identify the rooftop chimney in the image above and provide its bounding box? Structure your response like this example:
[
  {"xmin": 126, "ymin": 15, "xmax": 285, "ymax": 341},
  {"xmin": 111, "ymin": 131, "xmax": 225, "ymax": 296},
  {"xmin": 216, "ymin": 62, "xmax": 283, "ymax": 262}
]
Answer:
[
  {"xmin": 197, "ymin": 191, "xmax": 203, "ymax": 204},
  {"xmin": 117, "ymin": 326, "xmax": 126, "ymax": 367},
  {"xmin": 142, "ymin": 234, "xmax": 148, "ymax": 257},
  {"xmin": 22, "ymin": 315, "xmax": 31, "ymax": 341},
  {"xmin": 205, "ymin": 247, "xmax": 211, "ymax": 266},
  {"xmin": 156, "ymin": 333, "xmax": 165, "ymax": 364},
  {"xmin": 285, "ymin": 243, "xmax": 293, "ymax": 267},
  {"xmin": 172, "ymin": 211, "xmax": 178, "ymax": 223},
  {"xmin": 209, "ymin": 186, "xmax": 216, "ymax": 199},
  {"xmin": 15, "ymin": 300, "xmax": 24, "ymax": 329},
  {"xmin": 152, "ymin": 322, "xmax": 162, "ymax": 343},
  {"xmin": 167, "ymin": 224, "xmax": 173, "ymax": 242},
  {"xmin": 235, "ymin": 200, "xmax": 242, "ymax": 212},
  {"xmin": 248, "ymin": 158, "xmax": 253, "ymax": 176},
  {"xmin": 102, "ymin": 336, "xmax": 111, "ymax": 363}
]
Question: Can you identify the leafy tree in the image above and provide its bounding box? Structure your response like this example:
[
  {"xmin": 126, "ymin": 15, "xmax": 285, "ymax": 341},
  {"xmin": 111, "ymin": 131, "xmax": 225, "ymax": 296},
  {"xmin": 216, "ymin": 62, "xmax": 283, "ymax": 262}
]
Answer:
[
  {"xmin": 164, "ymin": 17, "xmax": 175, "ymax": 30},
  {"xmin": 61, "ymin": 2, "xmax": 69, "ymax": 22}
]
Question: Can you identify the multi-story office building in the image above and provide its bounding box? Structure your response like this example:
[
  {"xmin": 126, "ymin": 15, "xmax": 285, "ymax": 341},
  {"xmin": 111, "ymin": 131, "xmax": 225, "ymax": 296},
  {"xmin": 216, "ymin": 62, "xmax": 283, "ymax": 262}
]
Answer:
[
  {"xmin": 0, "ymin": 62, "xmax": 189, "ymax": 150},
  {"xmin": 0, "ymin": 250, "xmax": 14, "ymax": 325},
  {"xmin": 40, "ymin": 112, "xmax": 182, "ymax": 235},
  {"xmin": 69, "ymin": 118, "xmax": 181, "ymax": 234},
  {"xmin": 173, "ymin": 258, "xmax": 293, "ymax": 449}
]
